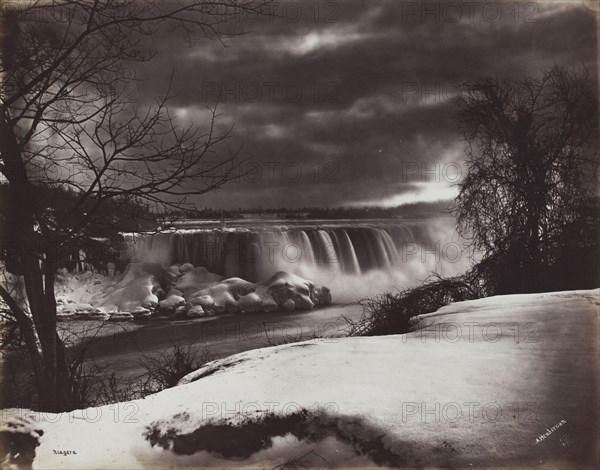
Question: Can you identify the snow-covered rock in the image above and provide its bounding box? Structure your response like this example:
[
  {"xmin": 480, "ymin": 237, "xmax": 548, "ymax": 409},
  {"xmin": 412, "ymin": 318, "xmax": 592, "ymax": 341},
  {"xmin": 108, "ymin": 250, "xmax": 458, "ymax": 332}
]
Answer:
[
  {"xmin": 237, "ymin": 292, "xmax": 263, "ymax": 313},
  {"xmin": 166, "ymin": 288, "xmax": 184, "ymax": 298},
  {"xmin": 165, "ymin": 265, "xmax": 182, "ymax": 283},
  {"xmin": 90, "ymin": 263, "xmax": 159, "ymax": 312},
  {"xmin": 158, "ymin": 294, "xmax": 186, "ymax": 316},
  {"xmin": 56, "ymin": 311, "xmax": 75, "ymax": 321},
  {"xmin": 174, "ymin": 305, "xmax": 189, "ymax": 318},
  {"xmin": 313, "ymin": 285, "xmax": 332, "ymax": 305},
  {"xmin": 131, "ymin": 306, "xmax": 152, "ymax": 321},
  {"xmin": 179, "ymin": 263, "xmax": 195, "ymax": 273},
  {"xmin": 173, "ymin": 266, "xmax": 222, "ymax": 295},
  {"xmin": 188, "ymin": 294, "xmax": 215, "ymax": 310},
  {"xmin": 53, "ymin": 263, "xmax": 332, "ymax": 320},
  {"xmin": 186, "ymin": 305, "xmax": 206, "ymax": 318},
  {"xmin": 0, "ymin": 410, "xmax": 44, "ymax": 469},
  {"xmin": 131, "ymin": 306, "xmax": 151, "ymax": 316}
]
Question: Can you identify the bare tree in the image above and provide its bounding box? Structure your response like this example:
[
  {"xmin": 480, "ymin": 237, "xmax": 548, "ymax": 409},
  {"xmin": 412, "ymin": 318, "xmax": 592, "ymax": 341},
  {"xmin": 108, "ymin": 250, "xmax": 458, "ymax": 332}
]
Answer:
[
  {"xmin": 0, "ymin": 0, "xmax": 270, "ymax": 411},
  {"xmin": 452, "ymin": 65, "xmax": 599, "ymax": 294}
]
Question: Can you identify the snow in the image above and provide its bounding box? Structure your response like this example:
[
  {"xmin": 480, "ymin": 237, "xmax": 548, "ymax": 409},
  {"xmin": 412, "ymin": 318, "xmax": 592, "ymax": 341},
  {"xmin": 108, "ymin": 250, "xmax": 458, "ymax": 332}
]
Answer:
[
  {"xmin": 53, "ymin": 264, "xmax": 332, "ymax": 319},
  {"xmin": 172, "ymin": 266, "xmax": 222, "ymax": 294},
  {"xmin": 55, "ymin": 265, "xmax": 159, "ymax": 316},
  {"xmin": 3, "ymin": 289, "xmax": 598, "ymax": 468},
  {"xmin": 91, "ymin": 264, "xmax": 159, "ymax": 312},
  {"xmin": 158, "ymin": 294, "xmax": 186, "ymax": 310}
]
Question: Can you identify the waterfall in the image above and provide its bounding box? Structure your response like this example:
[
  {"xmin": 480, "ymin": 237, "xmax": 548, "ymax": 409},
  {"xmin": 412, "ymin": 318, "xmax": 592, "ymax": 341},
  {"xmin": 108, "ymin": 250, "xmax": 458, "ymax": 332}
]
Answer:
[{"xmin": 124, "ymin": 223, "xmax": 426, "ymax": 282}]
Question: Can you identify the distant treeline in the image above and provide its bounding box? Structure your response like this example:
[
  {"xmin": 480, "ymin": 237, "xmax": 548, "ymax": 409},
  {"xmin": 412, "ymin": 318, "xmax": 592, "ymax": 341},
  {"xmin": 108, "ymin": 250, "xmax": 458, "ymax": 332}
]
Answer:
[{"xmin": 166, "ymin": 201, "xmax": 450, "ymax": 220}]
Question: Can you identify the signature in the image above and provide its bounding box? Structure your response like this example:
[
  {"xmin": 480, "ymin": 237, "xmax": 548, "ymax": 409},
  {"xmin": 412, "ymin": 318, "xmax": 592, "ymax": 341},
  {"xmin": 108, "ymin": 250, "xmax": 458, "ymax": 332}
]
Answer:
[
  {"xmin": 535, "ymin": 419, "xmax": 566, "ymax": 444},
  {"xmin": 52, "ymin": 450, "xmax": 78, "ymax": 456}
]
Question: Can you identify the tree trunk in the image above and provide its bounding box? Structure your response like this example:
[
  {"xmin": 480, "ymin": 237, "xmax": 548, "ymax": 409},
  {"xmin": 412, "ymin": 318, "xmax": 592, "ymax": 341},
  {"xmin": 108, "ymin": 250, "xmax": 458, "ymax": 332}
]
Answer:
[{"xmin": 1, "ymin": 118, "xmax": 74, "ymax": 411}]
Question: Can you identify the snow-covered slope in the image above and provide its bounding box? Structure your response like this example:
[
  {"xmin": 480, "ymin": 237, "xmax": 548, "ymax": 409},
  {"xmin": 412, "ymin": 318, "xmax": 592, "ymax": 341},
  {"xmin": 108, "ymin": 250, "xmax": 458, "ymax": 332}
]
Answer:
[{"xmin": 3, "ymin": 289, "xmax": 598, "ymax": 469}]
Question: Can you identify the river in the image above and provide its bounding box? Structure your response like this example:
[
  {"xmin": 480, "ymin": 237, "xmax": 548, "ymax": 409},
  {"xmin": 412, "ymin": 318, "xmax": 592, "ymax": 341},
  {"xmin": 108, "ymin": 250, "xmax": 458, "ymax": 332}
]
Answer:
[{"xmin": 80, "ymin": 303, "xmax": 364, "ymax": 379}]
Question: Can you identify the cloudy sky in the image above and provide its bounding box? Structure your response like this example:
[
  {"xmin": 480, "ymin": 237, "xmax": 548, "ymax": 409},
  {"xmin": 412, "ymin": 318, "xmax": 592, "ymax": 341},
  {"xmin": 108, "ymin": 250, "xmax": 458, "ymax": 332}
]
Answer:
[{"xmin": 135, "ymin": 0, "xmax": 597, "ymax": 209}]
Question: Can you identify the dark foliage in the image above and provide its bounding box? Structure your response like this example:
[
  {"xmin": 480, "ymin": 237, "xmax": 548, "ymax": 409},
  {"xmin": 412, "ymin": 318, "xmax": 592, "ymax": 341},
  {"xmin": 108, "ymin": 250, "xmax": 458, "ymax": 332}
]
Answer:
[
  {"xmin": 138, "ymin": 341, "xmax": 214, "ymax": 392},
  {"xmin": 347, "ymin": 273, "xmax": 484, "ymax": 336},
  {"xmin": 452, "ymin": 65, "xmax": 599, "ymax": 294},
  {"xmin": 0, "ymin": 185, "xmax": 157, "ymax": 274},
  {"xmin": 352, "ymin": 65, "xmax": 598, "ymax": 338}
]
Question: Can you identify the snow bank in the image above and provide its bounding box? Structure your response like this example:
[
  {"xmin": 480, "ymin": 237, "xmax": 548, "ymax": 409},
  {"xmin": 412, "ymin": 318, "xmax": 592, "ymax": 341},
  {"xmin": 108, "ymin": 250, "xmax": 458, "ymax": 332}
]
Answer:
[
  {"xmin": 3, "ymin": 289, "xmax": 597, "ymax": 468},
  {"xmin": 54, "ymin": 263, "xmax": 332, "ymax": 320}
]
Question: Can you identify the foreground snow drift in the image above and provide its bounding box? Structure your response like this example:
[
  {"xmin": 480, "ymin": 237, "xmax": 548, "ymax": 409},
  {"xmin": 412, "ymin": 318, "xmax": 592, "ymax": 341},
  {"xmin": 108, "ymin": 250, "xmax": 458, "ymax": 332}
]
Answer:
[{"xmin": 2, "ymin": 289, "xmax": 598, "ymax": 468}]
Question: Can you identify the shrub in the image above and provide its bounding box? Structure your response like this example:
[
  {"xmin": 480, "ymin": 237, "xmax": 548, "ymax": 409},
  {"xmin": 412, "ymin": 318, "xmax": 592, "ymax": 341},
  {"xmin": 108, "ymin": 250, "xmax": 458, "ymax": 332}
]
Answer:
[
  {"xmin": 347, "ymin": 274, "xmax": 482, "ymax": 336},
  {"xmin": 0, "ymin": 332, "xmax": 214, "ymax": 409},
  {"xmin": 138, "ymin": 341, "xmax": 214, "ymax": 393}
]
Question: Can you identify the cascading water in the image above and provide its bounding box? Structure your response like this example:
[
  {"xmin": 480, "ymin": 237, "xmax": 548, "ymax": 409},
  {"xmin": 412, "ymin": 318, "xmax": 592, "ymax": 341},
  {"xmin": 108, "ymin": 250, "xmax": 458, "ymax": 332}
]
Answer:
[
  {"xmin": 126, "ymin": 226, "xmax": 407, "ymax": 279},
  {"xmin": 124, "ymin": 220, "xmax": 471, "ymax": 301}
]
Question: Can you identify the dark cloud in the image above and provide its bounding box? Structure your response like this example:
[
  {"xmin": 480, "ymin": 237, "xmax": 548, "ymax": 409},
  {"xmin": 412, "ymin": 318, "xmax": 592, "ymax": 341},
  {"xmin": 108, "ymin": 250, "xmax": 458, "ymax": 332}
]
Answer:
[{"xmin": 134, "ymin": 0, "xmax": 597, "ymax": 208}]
